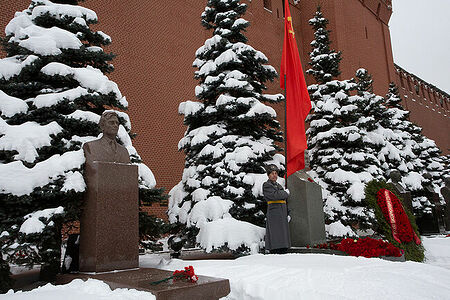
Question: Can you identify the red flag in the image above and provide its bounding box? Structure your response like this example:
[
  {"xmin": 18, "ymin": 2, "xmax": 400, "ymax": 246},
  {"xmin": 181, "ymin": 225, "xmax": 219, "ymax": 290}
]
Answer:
[{"xmin": 280, "ymin": 0, "xmax": 311, "ymax": 177}]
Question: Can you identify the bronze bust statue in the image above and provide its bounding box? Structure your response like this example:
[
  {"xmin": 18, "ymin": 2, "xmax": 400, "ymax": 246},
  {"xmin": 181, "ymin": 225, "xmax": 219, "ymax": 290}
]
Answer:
[
  {"xmin": 389, "ymin": 170, "xmax": 406, "ymax": 193},
  {"xmin": 83, "ymin": 111, "xmax": 130, "ymax": 167},
  {"xmin": 442, "ymin": 177, "xmax": 450, "ymax": 203}
]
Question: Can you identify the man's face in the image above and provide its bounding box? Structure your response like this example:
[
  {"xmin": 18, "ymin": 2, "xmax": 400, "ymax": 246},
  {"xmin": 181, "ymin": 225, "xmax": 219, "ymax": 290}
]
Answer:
[
  {"xmin": 268, "ymin": 170, "xmax": 278, "ymax": 182},
  {"xmin": 101, "ymin": 116, "xmax": 119, "ymax": 138},
  {"xmin": 391, "ymin": 171, "xmax": 401, "ymax": 182}
]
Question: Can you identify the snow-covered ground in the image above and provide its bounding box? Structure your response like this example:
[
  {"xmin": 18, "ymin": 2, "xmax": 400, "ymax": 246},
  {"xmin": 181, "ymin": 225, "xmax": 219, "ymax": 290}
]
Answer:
[{"xmin": 3, "ymin": 235, "xmax": 450, "ymax": 299}]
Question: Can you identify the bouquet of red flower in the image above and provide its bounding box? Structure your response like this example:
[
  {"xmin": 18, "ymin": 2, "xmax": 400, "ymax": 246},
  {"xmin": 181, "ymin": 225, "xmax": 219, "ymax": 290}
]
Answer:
[
  {"xmin": 150, "ymin": 265, "xmax": 199, "ymax": 285},
  {"xmin": 376, "ymin": 189, "xmax": 421, "ymax": 245},
  {"xmin": 337, "ymin": 237, "xmax": 403, "ymax": 258},
  {"xmin": 173, "ymin": 266, "xmax": 199, "ymax": 283}
]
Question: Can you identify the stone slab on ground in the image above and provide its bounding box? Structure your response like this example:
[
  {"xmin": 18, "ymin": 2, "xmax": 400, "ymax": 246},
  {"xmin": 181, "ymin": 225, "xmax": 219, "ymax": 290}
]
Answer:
[
  {"xmin": 57, "ymin": 267, "xmax": 230, "ymax": 300},
  {"xmin": 179, "ymin": 249, "xmax": 235, "ymax": 260}
]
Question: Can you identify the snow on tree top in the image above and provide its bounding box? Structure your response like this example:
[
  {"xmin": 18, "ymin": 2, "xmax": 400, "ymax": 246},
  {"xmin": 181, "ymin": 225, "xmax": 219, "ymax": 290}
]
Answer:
[
  {"xmin": 178, "ymin": 124, "xmax": 228, "ymax": 149},
  {"xmin": 325, "ymin": 169, "xmax": 373, "ymax": 201},
  {"xmin": 188, "ymin": 196, "xmax": 233, "ymax": 228},
  {"xmin": 96, "ymin": 31, "xmax": 111, "ymax": 43},
  {"xmin": 30, "ymin": 1, "xmax": 97, "ymax": 23},
  {"xmin": 192, "ymin": 188, "xmax": 210, "ymax": 202},
  {"xmin": 196, "ymin": 35, "xmax": 224, "ymax": 57},
  {"xmin": 0, "ymin": 119, "xmax": 62, "ymax": 163},
  {"xmin": 403, "ymin": 172, "xmax": 424, "ymax": 191},
  {"xmin": 86, "ymin": 46, "xmax": 103, "ymax": 52},
  {"xmin": 326, "ymin": 221, "xmax": 355, "ymax": 238},
  {"xmin": 19, "ymin": 206, "xmax": 64, "ymax": 235},
  {"xmin": 0, "ymin": 150, "xmax": 85, "ymax": 196},
  {"xmin": 199, "ymin": 143, "xmax": 226, "ymax": 159},
  {"xmin": 197, "ymin": 61, "xmax": 217, "ymax": 77},
  {"xmin": 33, "ymin": 86, "xmax": 89, "ymax": 108},
  {"xmin": 216, "ymin": 48, "xmax": 241, "ymax": 66},
  {"xmin": 224, "ymin": 146, "xmax": 257, "ymax": 165},
  {"xmin": 0, "ymin": 55, "xmax": 39, "ymax": 81},
  {"xmin": 7, "ymin": 15, "xmax": 82, "ymax": 55},
  {"xmin": 0, "ymin": 90, "xmax": 28, "ymax": 117},
  {"xmin": 72, "ymin": 17, "xmax": 87, "ymax": 28},
  {"xmin": 216, "ymin": 94, "xmax": 235, "ymax": 106},
  {"xmin": 179, "ymin": 101, "xmax": 204, "ymax": 116},
  {"xmin": 67, "ymin": 110, "xmax": 100, "ymax": 124},
  {"xmin": 41, "ymin": 63, "xmax": 124, "ymax": 102},
  {"xmin": 196, "ymin": 217, "xmax": 264, "ymax": 254},
  {"xmin": 136, "ymin": 163, "xmax": 157, "ymax": 189},
  {"xmin": 61, "ymin": 171, "xmax": 85, "ymax": 192},
  {"xmin": 232, "ymin": 18, "xmax": 249, "ymax": 29},
  {"xmin": 221, "ymin": 77, "xmax": 250, "ymax": 90},
  {"xmin": 240, "ymin": 100, "xmax": 276, "ymax": 118},
  {"xmin": 233, "ymin": 42, "xmax": 268, "ymax": 61}
]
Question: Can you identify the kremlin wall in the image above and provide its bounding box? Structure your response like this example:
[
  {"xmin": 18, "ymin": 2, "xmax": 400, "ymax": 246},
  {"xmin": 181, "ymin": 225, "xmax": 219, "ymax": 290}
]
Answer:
[{"xmin": 1, "ymin": 0, "xmax": 449, "ymax": 220}]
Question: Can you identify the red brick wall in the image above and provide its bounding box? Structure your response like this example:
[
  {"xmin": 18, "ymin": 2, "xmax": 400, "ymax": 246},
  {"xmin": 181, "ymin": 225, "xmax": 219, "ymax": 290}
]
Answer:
[
  {"xmin": 1, "ymin": 0, "xmax": 448, "ymax": 219},
  {"xmin": 395, "ymin": 67, "xmax": 450, "ymax": 153},
  {"xmin": 140, "ymin": 204, "xmax": 168, "ymax": 221},
  {"xmin": 297, "ymin": 0, "xmax": 395, "ymax": 94}
]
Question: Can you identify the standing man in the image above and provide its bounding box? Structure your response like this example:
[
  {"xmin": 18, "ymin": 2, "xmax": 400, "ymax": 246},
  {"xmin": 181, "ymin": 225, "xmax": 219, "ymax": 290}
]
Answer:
[{"xmin": 263, "ymin": 164, "xmax": 290, "ymax": 254}]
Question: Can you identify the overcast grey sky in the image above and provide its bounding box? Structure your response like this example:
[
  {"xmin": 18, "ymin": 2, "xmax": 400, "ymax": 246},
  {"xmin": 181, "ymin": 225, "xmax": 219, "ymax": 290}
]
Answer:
[{"xmin": 389, "ymin": 0, "xmax": 450, "ymax": 94}]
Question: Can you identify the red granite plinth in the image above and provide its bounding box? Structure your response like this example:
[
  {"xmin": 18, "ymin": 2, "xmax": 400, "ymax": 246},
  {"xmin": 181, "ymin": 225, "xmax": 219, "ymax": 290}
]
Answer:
[
  {"xmin": 57, "ymin": 268, "xmax": 230, "ymax": 300},
  {"xmin": 79, "ymin": 161, "xmax": 139, "ymax": 272}
]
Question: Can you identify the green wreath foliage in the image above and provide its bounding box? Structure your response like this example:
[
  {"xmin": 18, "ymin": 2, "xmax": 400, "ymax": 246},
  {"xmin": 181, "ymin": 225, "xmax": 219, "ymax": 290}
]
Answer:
[{"xmin": 364, "ymin": 180, "xmax": 424, "ymax": 262}]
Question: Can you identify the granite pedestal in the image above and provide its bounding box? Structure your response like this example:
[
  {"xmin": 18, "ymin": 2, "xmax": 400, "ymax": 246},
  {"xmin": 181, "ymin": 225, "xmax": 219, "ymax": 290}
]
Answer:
[
  {"xmin": 445, "ymin": 201, "xmax": 450, "ymax": 231},
  {"xmin": 288, "ymin": 172, "xmax": 326, "ymax": 247},
  {"xmin": 399, "ymin": 191, "xmax": 413, "ymax": 214},
  {"xmin": 79, "ymin": 161, "xmax": 139, "ymax": 272}
]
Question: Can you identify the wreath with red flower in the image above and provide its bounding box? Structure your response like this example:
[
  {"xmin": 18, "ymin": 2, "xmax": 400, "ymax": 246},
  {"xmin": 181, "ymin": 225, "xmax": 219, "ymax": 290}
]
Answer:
[
  {"xmin": 311, "ymin": 237, "xmax": 402, "ymax": 258},
  {"xmin": 365, "ymin": 180, "xmax": 424, "ymax": 262},
  {"xmin": 376, "ymin": 189, "xmax": 421, "ymax": 245}
]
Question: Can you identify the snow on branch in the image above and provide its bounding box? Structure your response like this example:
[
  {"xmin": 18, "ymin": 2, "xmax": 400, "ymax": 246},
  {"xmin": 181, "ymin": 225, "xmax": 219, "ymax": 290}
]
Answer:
[
  {"xmin": 0, "ymin": 118, "xmax": 63, "ymax": 163},
  {"xmin": 0, "ymin": 90, "xmax": 29, "ymax": 117}
]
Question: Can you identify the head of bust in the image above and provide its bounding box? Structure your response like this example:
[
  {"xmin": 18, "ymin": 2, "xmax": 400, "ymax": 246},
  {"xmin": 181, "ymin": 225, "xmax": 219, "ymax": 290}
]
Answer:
[
  {"xmin": 99, "ymin": 111, "xmax": 120, "ymax": 139},
  {"xmin": 389, "ymin": 170, "xmax": 402, "ymax": 183},
  {"xmin": 444, "ymin": 177, "xmax": 450, "ymax": 188}
]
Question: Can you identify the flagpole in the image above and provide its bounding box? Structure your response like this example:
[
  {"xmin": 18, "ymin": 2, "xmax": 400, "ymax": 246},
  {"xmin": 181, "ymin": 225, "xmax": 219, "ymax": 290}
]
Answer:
[{"xmin": 284, "ymin": 74, "xmax": 288, "ymax": 190}]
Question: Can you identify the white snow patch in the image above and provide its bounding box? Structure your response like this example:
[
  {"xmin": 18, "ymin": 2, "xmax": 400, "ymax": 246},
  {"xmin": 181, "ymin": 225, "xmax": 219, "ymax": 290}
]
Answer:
[
  {"xmin": 325, "ymin": 221, "xmax": 356, "ymax": 238},
  {"xmin": 0, "ymin": 55, "xmax": 39, "ymax": 81},
  {"xmin": 33, "ymin": 87, "xmax": 89, "ymax": 108},
  {"xmin": 0, "ymin": 90, "xmax": 29, "ymax": 117},
  {"xmin": 188, "ymin": 196, "xmax": 233, "ymax": 227},
  {"xmin": 0, "ymin": 150, "xmax": 85, "ymax": 196},
  {"xmin": 196, "ymin": 218, "xmax": 265, "ymax": 253},
  {"xmin": 0, "ymin": 119, "xmax": 63, "ymax": 163},
  {"xmin": 61, "ymin": 171, "xmax": 85, "ymax": 192},
  {"xmin": 3, "ymin": 278, "xmax": 155, "ymax": 299},
  {"xmin": 41, "ymin": 63, "xmax": 123, "ymax": 100},
  {"xmin": 19, "ymin": 206, "xmax": 64, "ymax": 234}
]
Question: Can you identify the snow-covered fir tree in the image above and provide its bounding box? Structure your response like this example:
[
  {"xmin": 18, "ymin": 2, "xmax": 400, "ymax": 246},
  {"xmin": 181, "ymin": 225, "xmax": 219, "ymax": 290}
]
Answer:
[
  {"xmin": 306, "ymin": 7, "xmax": 384, "ymax": 238},
  {"xmin": 168, "ymin": 0, "xmax": 284, "ymax": 253},
  {"xmin": 376, "ymin": 83, "xmax": 416, "ymax": 177},
  {"xmin": 382, "ymin": 83, "xmax": 445, "ymax": 215},
  {"xmin": 0, "ymin": 0, "xmax": 165, "ymax": 280},
  {"xmin": 306, "ymin": 6, "xmax": 341, "ymax": 84},
  {"xmin": 354, "ymin": 68, "xmax": 384, "ymax": 177}
]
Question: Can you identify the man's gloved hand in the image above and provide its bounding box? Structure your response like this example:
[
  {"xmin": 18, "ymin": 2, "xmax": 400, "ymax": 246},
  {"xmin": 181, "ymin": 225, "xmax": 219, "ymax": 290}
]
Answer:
[
  {"xmin": 287, "ymin": 215, "xmax": 291, "ymax": 223},
  {"xmin": 285, "ymin": 188, "xmax": 290, "ymax": 195}
]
